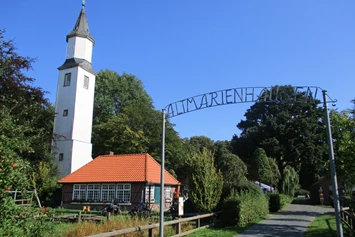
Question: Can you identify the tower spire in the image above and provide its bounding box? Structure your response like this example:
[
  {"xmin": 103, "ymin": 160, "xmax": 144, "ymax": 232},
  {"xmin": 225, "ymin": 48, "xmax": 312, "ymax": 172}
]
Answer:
[{"xmin": 66, "ymin": 2, "xmax": 94, "ymax": 43}]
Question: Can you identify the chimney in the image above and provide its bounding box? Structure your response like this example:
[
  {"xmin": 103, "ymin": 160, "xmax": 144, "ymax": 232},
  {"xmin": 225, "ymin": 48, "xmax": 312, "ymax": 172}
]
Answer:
[{"xmin": 105, "ymin": 151, "xmax": 114, "ymax": 156}]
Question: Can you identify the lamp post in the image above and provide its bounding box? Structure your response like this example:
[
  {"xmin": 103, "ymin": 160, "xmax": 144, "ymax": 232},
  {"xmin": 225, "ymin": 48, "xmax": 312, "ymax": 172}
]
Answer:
[
  {"xmin": 322, "ymin": 90, "xmax": 343, "ymax": 237},
  {"xmin": 159, "ymin": 109, "xmax": 166, "ymax": 237}
]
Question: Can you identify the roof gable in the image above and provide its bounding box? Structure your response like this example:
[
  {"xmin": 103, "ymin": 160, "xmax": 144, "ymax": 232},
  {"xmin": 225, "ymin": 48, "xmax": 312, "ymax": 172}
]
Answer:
[{"xmin": 58, "ymin": 153, "xmax": 180, "ymax": 185}]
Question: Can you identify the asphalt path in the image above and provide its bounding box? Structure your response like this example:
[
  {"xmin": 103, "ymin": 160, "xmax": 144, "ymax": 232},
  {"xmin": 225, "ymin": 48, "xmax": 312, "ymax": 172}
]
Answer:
[{"xmin": 234, "ymin": 203, "xmax": 334, "ymax": 237}]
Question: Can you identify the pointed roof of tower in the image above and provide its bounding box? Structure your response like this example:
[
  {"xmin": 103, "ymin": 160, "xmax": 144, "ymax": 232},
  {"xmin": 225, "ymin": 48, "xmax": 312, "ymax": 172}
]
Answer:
[{"xmin": 66, "ymin": 5, "xmax": 94, "ymax": 43}]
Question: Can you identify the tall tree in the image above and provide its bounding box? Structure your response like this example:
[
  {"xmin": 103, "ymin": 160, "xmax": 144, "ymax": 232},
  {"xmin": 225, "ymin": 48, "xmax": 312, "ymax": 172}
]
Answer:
[
  {"xmin": 213, "ymin": 140, "xmax": 233, "ymax": 166},
  {"xmin": 232, "ymin": 85, "xmax": 327, "ymax": 189},
  {"xmin": 92, "ymin": 69, "xmax": 186, "ymax": 176},
  {"xmin": 217, "ymin": 153, "xmax": 247, "ymax": 189},
  {"xmin": 250, "ymin": 148, "xmax": 273, "ymax": 185},
  {"xmin": 281, "ymin": 166, "xmax": 299, "ymax": 196},
  {"xmin": 268, "ymin": 157, "xmax": 281, "ymax": 187},
  {"xmin": 0, "ymin": 30, "xmax": 58, "ymax": 203},
  {"xmin": 0, "ymin": 30, "xmax": 56, "ymax": 235},
  {"xmin": 93, "ymin": 69, "xmax": 153, "ymax": 125},
  {"xmin": 331, "ymin": 108, "xmax": 355, "ymax": 194},
  {"xmin": 185, "ymin": 148, "xmax": 223, "ymax": 212},
  {"xmin": 184, "ymin": 136, "xmax": 214, "ymax": 152}
]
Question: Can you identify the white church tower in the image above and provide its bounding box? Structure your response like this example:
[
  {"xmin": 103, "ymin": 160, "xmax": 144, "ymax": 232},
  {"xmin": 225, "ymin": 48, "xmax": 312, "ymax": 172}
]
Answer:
[{"xmin": 53, "ymin": 1, "xmax": 95, "ymax": 178}]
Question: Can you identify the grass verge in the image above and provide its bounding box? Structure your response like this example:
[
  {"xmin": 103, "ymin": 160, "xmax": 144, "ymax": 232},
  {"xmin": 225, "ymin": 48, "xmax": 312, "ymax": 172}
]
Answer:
[
  {"xmin": 305, "ymin": 214, "xmax": 353, "ymax": 237},
  {"xmin": 186, "ymin": 218, "xmax": 263, "ymax": 237}
]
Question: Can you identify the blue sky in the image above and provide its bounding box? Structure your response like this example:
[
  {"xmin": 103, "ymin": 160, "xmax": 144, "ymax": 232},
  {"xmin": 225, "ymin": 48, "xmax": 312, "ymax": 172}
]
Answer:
[{"xmin": 2, "ymin": 0, "xmax": 355, "ymax": 141}]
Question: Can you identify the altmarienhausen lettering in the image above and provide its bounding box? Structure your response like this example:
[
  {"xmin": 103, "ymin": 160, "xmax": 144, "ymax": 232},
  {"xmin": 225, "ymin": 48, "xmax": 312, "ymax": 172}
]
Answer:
[{"xmin": 165, "ymin": 86, "xmax": 321, "ymax": 118}]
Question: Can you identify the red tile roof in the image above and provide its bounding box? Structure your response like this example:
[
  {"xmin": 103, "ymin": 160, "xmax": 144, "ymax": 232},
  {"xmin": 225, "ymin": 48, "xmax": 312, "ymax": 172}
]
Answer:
[{"xmin": 58, "ymin": 153, "xmax": 180, "ymax": 185}]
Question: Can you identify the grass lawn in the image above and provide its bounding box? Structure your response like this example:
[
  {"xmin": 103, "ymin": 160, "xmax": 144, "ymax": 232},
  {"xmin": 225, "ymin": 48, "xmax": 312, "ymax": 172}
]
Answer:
[
  {"xmin": 305, "ymin": 214, "xmax": 353, "ymax": 237},
  {"xmin": 186, "ymin": 219, "xmax": 262, "ymax": 237}
]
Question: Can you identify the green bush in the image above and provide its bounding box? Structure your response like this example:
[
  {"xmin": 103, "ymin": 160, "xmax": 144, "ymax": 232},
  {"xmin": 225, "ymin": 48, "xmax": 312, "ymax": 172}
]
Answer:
[
  {"xmin": 221, "ymin": 182, "xmax": 269, "ymax": 227},
  {"xmin": 269, "ymin": 193, "xmax": 281, "ymax": 212},
  {"xmin": 279, "ymin": 194, "xmax": 294, "ymax": 208},
  {"xmin": 221, "ymin": 197, "xmax": 240, "ymax": 226}
]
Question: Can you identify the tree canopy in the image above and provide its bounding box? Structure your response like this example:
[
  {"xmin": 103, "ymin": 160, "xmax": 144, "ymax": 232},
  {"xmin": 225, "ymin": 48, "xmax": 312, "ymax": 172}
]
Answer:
[
  {"xmin": 185, "ymin": 148, "xmax": 223, "ymax": 212},
  {"xmin": 331, "ymin": 107, "xmax": 355, "ymax": 194},
  {"xmin": 0, "ymin": 29, "xmax": 57, "ymax": 236},
  {"xmin": 250, "ymin": 148, "xmax": 273, "ymax": 185},
  {"xmin": 92, "ymin": 69, "xmax": 186, "ymax": 176},
  {"xmin": 93, "ymin": 69, "xmax": 153, "ymax": 125},
  {"xmin": 232, "ymin": 85, "xmax": 328, "ymax": 189}
]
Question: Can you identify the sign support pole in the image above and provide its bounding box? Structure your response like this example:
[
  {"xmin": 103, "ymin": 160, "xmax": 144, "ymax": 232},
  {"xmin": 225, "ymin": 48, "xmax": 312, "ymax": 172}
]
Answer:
[
  {"xmin": 322, "ymin": 90, "xmax": 343, "ymax": 237},
  {"xmin": 159, "ymin": 109, "xmax": 166, "ymax": 237}
]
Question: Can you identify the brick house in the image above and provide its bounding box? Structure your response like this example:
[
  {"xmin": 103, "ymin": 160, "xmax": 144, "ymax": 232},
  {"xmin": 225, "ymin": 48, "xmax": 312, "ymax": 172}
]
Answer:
[
  {"xmin": 58, "ymin": 153, "xmax": 180, "ymax": 210},
  {"xmin": 309, "ymin": 176, "xmax": 333, "ymax": 205}
]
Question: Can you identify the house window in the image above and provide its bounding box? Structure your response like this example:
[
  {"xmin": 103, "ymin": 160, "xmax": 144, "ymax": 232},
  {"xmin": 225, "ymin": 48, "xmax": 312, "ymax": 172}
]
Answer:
[
  {"xmin": 101, "ymin": 184, "xmax": 116, "ymax": 202},
  {"xmin": 87, "ymin": 184, "xmax": 101, "ymax": 201},
  {"xmin": 73, "ymin": 184, "xmax": 87, "ymax": 201},
  {"xmin": 83, "ymin": 75, "xmax": 89, "ymax": 89},
  {"xmin": 64, "ymin": 73, "xmax": 71, "ymax": 87},
  {"xmin": 165, "ymin": 186, "xmax": 171, "ymax": 201},
  {"xmin": 145, "ymin": 186, "xmax": 155, "ymax": 203},
  {"xmin": 58, "ymin": 153, "xmax": 64, "ymax": 161},
  {"xmin": 116, "ymin": 184, "xmax": 131, "ymax": 203},
  {"xmin": 63, "ymin": 109, "xmax": 68, "ymax": 116}
]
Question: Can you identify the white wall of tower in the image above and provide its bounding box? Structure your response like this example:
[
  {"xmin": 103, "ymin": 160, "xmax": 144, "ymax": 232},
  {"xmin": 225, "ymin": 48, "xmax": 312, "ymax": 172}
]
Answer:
[
  {"xmin": 53, "ymin": 65, "xmax": 95, "ymax": 177},
  {"xmin": 72, "ymin": 67, "xmax": 96, "ymax": 143},
  {"xmin": 66, "ymin": 37, "xmax": 93, "ymax": 63},
  {"xmin": 71, "ymin": 140, "xmax": 92, "ymax": 173},
  {"xmin": 52, "ymin": 141, "xmax": 72, "ymax": 178},
  {"xmin": 53, "ymin": 4, "xmax": 95, "ymax": 178}
]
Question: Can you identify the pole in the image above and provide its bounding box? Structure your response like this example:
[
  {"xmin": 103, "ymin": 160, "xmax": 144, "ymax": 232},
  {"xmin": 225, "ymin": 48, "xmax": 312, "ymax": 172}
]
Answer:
[
  {"xmin": 322, "ymin": 90, "xmax": 343, "ymax": 237},
  {"xmin": 159, "ymin": 109, "xmax": 166, "ymax": 237}
]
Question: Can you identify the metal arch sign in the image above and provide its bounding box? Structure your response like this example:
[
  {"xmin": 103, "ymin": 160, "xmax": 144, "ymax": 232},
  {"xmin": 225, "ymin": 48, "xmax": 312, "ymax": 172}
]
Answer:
[
  {"xmin": 164, "ymin": 86, "xmax": 333, "ymax": 118},
  {"xmin": 159, "ymin": 85, "xmax": 342, "ymax": 237}
]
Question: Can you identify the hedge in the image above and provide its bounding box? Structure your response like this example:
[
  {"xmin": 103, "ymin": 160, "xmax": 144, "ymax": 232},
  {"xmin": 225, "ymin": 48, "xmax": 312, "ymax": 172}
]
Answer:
[
  {"xmin": 269, "ymin": 193, "xmax": 281, "ymax": 212},
  {"xmin": 221, "ymin": 182, "xmax": 269, "ymax": 226}
]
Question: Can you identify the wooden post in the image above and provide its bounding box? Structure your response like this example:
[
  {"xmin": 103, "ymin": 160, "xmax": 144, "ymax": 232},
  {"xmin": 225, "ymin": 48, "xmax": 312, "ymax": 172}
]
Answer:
[
  {"xmin": 107, "ymin": 212, "xmax": 111, "ymax": 221},
  {"xmin": 148, "ymin": 227, "xmax": 154, "ymax": 237},
  {"xmin": 78, "ymin": 211, "xmax": 82, "ymax": 223},
  {"xmin": 175, "ymin": 222, "xmax": 181, "ymax": 234},
  {"xmin": 34, "ymin": 189, "xmax": 42, "ymax": 208},
  {"xmin": 196, "ymin": 218, "xmax": 200, "ymax": 228}
]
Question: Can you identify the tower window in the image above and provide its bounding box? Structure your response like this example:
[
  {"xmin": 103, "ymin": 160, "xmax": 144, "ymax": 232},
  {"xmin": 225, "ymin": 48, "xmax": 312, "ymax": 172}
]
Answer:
[
  {"xmin": 59, "ymin": 153, "xmax": 64, "ymax": 161},
  {"xmin": 64, "ymin": 73, "xmax": 71, "ymax": 87},
  {"xmin": 63, "ymin": 109, "xmax": 68, "ymax": 116},
  {"xmin": 84, "ymin": 75, "xmax": 89, "ymax": 89}
]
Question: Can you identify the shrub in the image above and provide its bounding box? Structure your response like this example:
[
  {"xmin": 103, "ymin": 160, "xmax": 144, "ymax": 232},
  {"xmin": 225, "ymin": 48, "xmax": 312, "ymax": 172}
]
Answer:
[
  {"xmin": 221, "ymin": 182, "xmax": 269, "ymax": 227},
  {"xmin": 279, "ymin": 194, "xmax": 294, "ymax": 208},
  {"xmin": 269, "ymin": 193, "xmax": 281, "ymax": 212}
]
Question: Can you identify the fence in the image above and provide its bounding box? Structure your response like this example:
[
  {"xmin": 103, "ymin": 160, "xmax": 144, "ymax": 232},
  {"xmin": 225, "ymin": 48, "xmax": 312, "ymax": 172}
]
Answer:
[
  {"xmin": 86, "ymin": 212, "xmax": 220, "ymax": 237},
  {"xmin": 6, "ymin": 190, "xmax": 41, "ymax": 208},
  {"xmin": 340, "ymin": 209, "xmax": 355, "ymax": 234}
]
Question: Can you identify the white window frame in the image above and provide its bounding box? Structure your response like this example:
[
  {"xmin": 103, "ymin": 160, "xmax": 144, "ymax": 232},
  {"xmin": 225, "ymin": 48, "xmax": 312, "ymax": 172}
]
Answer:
[
  {"xmin": 72, "ymin": 184, "xmax": 87, "ymax": 201},
  {"xmin": 165, "ymin": 186, "xmax": 171, "ymax": 202},
  {"xmin": 64, "ymin": 73, "xmax": 71, "ymax": 87},
  {"xmin": 101, "ymin": 184, "xmax": 116, "ymax": 202},
  {"xmin": 87, "ymin": 184, "xmax": 101, "ymax": 201},
  {"xmin": 145, "ymin": 186, "xmax": 155, "ymax": 203},
  {"xmin": 116, "ymin": 183, "xmax": 131, "ymax": 203},
  {"xmin": 83, "ymin": 75, "xmax": 89, "ymax": 89}
]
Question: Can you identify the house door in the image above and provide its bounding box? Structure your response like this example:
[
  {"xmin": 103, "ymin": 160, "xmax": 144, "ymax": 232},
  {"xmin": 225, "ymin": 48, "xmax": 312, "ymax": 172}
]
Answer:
[{"xmin": 154, "ymin": 186, "xmax": 160, "ymax": 204}]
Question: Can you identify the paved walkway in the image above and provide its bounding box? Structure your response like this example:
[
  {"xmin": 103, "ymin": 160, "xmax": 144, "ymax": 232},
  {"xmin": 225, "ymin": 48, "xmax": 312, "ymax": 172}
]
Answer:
[{"xmin": 234, "ymin": 203, "xmax": 334, "ymax": 237}]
